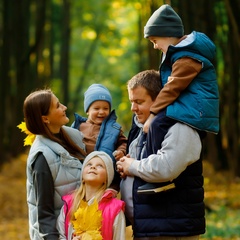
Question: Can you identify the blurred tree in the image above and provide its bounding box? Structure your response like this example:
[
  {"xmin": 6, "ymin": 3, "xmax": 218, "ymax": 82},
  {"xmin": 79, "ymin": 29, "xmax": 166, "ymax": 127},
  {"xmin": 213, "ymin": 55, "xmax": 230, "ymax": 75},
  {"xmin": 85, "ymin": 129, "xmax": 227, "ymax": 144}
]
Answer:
[
  {"xmin": 0, "ymin": 0, "xmax": 239, "ymax": 177},
  {"xmin": 142, "ymin": 0, "xmax": 240, "ymax": 176},
  {"xmin": 67, "ymin": 0, "xmax": 140, "ymax": 128},
  {"xmin": 176, "ymin": 1, "xmax": 228, "ymax": 171},
  {"xmin": 0, "ymin": 0, "xmax": 32, "ymax": 158},
  {"xmin": 220, "ymin": 0, "xmax": 240, "ymax": 176},
  {"xmin": 60, "ymin": 0, "xmax": 71, "ymax": 104}
]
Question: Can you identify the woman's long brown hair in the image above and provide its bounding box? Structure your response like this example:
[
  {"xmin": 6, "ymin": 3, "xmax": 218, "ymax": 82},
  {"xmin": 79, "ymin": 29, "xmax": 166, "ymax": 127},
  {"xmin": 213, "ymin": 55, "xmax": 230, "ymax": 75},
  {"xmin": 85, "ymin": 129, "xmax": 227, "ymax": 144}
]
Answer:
[{"xmin": 23, "ymin": 89, "xmax": 86, "ymax": 160}]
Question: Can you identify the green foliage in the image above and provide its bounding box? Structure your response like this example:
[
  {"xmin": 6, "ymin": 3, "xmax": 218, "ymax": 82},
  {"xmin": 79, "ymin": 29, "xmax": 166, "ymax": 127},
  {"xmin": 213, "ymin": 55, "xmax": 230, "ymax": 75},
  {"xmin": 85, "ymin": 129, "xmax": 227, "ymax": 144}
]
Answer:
[
  {"xmin": 203, "ymin": 206, "xmax": 240, "ymax": 239},
  {"xmin": 67, "ymin": 0, "xmax": 143, "ymax": 131},
  {"xmin": 1, "ymin": 0, "xmax": 239, "ymax": 175},
  {"xmin": 202, "ymin": 161, "xmax": 240, "ymax": 239},
  {"xmin": 2, "ymin": 156, "xmax": 240, "ymax": 239}
]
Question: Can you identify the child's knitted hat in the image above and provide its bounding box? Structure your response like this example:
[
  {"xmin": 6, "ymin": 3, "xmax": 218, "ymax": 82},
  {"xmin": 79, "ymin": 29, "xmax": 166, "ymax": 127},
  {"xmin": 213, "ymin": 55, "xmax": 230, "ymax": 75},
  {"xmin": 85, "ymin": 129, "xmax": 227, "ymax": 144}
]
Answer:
[
  {"xmin": 82, "ymin": 151, "xmax": 114, "ymax": 187},
  {"xmin": 84, "ymin": 84, "xmax": 112, "ymax": 112},
  {"xmin": 144, "ymin": 4, "xmax": 184, "ymax": 38}
]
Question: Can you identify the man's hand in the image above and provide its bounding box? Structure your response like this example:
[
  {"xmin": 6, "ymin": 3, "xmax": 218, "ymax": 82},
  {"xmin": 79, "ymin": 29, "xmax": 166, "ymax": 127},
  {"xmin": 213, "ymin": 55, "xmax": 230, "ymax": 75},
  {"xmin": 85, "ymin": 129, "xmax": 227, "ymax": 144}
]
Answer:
[
  {"xmin": 143, "ymin": 113, "xmax": 155, "ymax": 133},
  {"xmin": 116, "ymin": 156, "xmax": 134, "ymax": 178}
]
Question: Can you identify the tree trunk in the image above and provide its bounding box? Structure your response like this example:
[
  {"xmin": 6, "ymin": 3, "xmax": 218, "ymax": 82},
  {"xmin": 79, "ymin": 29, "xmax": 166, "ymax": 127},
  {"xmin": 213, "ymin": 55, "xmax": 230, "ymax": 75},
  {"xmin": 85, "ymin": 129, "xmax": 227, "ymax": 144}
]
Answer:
[
  {"xmin": 0, "ymin": 0, "xmax": 13, "ymax": 163},
  {"xmin": 224, "ymin": 0, "xmax": 240, "ymax": 176},
  {"xmin": 60, "ymin": 0, "xmax": 71, "ymax": 104},
  {"xmin": 11, "ymin": 0, "xmax": 31, "ymax": 155}
]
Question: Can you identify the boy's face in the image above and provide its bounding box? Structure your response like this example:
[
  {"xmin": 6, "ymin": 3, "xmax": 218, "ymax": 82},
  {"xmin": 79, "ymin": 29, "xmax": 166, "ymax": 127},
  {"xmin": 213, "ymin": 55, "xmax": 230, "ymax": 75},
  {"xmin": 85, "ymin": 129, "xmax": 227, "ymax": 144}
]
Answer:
[
  {"xmin": 149, "ymin": 36, "xmax": 177, "ymax": 54},
  {"xmin": 128, "ymin": 86, "xmax": 154, "ymax": 124},
  {"xmin": 87, "ymin": 100, "xmax": 110, "ymax": 125}
]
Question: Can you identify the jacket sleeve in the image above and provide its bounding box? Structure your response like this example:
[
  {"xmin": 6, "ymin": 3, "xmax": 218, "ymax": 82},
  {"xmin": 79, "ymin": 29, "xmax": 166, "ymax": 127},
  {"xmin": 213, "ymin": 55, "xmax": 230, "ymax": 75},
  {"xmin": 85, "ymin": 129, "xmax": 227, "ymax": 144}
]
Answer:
[
  {"xmin": 116, "ymin": 129, "xmax": 127, "ymax": 155},
  {"xmin": 32, "ymin": 153, "xmax": 59, "ymax": 240},
  {"xmin": 56, "ymin": 207, "xmax": 67, "ymax": 240},
  {"xmin": 112, "ymin": 210, "xmax": 126, "ymax": 240},
  {"xmin": 129, "ymin": 123, "xmax": 202, "ymax": 182},
  {"xmin": 150, "ymin": 57, "xmax": 202, "ymax": 114}
]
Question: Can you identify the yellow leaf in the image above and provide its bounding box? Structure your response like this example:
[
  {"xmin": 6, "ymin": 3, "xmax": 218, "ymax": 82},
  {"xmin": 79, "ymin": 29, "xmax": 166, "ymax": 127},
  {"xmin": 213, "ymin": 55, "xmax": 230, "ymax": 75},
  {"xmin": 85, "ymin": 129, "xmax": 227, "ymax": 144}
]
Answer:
[
  {"xmin": 17, "ymin": 122, "xmax": 35, "ymax": 146},
  {"xmin": 71, "ymin": 199, "xmax": 103, "ymax": 239},
  {"xmin": 81, "ymin": 231, "xmax": 102, "ymax": 240},
  {"xmin": 17, "ymin": 122, "xmax": 27, "ymax": 133},
  {"xmin": 24, "ymin": 134, "xmax": 35, "ymax": 146}
]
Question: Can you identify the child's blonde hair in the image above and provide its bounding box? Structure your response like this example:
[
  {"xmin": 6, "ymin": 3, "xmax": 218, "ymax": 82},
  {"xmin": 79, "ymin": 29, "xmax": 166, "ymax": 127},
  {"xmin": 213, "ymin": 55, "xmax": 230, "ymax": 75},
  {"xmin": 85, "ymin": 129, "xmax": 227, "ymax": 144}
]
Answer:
[
  {"xmin": 68, "ymin": 151, "xmax": 114, "ymax": 221},
  {"xmin": 69, "ymin": 182, "xmax": 107, "ymax": 221}
]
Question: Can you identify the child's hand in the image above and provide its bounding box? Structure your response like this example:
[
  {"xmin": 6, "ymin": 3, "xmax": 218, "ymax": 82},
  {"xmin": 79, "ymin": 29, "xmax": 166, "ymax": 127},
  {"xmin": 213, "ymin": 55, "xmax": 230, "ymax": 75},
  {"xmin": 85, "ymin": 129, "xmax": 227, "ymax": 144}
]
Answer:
[
  {"xmin": 113, "ymin": 150, "xmax": 124, "ymax": 161},
  {"xmin": 143, "ymin": 113, "xmax": 155, "ymax": 133}
]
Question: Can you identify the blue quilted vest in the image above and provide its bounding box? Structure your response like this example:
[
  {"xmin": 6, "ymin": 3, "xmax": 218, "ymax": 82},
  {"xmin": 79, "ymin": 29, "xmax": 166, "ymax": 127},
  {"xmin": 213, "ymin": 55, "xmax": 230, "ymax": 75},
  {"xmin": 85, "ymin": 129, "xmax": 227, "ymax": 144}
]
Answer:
[
  {"xmin": 161, "ymin": 31, "xmax": 219, "ymax": 134},
  {"xmin": 72, "ymin": 110, "xmax": 121, "ymax": 162}
]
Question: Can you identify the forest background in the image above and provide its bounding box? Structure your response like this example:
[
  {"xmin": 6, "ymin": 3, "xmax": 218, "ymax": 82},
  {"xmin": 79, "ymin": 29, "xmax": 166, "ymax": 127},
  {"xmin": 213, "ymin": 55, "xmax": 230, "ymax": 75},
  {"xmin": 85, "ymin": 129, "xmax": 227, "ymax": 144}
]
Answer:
[{"xmin": 0, "ymin": 0, "xmax": 240, "ymax": 239}]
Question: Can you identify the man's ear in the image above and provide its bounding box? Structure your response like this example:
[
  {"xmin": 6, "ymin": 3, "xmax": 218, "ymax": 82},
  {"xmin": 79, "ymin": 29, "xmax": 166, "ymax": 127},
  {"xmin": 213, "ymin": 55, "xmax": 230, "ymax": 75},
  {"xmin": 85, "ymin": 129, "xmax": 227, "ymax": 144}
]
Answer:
[{"xmin": 42, "ymin": 116, "xmax": 49, "ymax": 124}]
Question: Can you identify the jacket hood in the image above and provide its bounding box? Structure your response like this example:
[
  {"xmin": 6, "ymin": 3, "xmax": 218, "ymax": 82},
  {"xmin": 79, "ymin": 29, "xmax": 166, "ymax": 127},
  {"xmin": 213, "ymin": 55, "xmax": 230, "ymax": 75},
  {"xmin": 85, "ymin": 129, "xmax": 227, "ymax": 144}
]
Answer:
[
  {"xmin": 133, "ymin": 115, "xmax": 144, "ymax": 128},
  {"xmin": 175, "ymin": 31, "xmax": 216, "ymax": 62}
]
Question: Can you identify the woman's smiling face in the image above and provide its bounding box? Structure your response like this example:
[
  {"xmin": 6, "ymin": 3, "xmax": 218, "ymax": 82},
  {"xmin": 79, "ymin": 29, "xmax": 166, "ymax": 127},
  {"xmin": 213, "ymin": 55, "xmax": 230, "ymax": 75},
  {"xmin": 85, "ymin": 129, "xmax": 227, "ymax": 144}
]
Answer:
[{"xmin": 42, "ymin": 94, "xmax": 69, "ymax": 133}]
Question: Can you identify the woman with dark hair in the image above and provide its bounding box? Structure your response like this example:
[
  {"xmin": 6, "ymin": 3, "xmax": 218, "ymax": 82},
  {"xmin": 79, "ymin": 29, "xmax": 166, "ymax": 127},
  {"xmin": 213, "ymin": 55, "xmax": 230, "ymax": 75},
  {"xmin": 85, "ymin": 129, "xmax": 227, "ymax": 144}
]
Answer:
[{"xmin": 23, "ymin": 89, "xmax": 86, "ymax": 240}]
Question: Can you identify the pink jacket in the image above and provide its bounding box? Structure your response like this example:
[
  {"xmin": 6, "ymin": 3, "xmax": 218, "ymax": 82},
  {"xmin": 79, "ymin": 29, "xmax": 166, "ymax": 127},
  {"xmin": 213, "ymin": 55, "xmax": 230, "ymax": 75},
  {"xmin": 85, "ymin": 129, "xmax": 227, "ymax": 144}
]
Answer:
[{"xmin": 62, "ymin": 190, "xmax": 125, "ymax": 240}]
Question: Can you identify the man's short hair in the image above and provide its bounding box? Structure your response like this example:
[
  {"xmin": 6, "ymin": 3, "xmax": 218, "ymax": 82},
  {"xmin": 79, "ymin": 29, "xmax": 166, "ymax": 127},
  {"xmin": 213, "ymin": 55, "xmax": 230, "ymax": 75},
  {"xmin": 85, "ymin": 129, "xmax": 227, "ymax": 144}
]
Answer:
[{"xmin": 127, "ymin": 69, "xmax": 161, "ymax": 101}]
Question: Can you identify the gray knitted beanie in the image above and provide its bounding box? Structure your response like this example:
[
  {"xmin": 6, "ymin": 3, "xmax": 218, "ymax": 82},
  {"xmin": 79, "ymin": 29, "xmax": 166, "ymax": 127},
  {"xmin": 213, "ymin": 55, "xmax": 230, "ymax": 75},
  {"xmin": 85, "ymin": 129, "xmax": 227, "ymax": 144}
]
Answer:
[
  {"xmin": 144, "ymin": 4, "xmax": 184, "ymax": 38},
  {"xmin": 81, "ymin": 151, "xmax": 114, "ymax": 187}
]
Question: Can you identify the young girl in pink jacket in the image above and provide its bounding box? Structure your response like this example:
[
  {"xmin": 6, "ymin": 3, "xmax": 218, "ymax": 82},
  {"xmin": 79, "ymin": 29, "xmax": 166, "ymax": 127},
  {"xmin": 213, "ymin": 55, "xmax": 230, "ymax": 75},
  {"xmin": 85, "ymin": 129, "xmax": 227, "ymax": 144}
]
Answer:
[{"xmin": 57, "ymin": 151, "xmax": 125, "ymax": 240}]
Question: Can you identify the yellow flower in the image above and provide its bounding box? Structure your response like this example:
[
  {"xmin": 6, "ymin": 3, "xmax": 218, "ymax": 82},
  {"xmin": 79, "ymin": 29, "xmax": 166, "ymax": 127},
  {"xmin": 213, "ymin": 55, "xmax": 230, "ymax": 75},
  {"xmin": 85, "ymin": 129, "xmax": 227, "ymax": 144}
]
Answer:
[
  {"xmin": 71, "ymin": 199, "xmax": 103, "ymax": 240},
  {"xmin": 17, "ymin": 122, "xmax": 35, "ymax": 146}
]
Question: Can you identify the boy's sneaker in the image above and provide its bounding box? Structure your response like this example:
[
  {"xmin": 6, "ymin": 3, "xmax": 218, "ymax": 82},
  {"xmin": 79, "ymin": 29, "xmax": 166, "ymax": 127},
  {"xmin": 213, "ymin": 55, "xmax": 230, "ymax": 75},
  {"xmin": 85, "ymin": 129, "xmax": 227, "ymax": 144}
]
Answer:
[{"xmin": 137, "ymin": 182, "xmax": 175, "ymax": 194}]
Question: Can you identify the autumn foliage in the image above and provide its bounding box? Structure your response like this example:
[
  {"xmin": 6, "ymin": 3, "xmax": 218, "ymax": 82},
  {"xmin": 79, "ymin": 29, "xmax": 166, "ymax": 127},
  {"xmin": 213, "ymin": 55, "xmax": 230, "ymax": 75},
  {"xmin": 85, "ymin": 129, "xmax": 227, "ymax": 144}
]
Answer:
[{"xmin": 0, "ymin": 154, "xmax": 240, "ymax": 239}]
